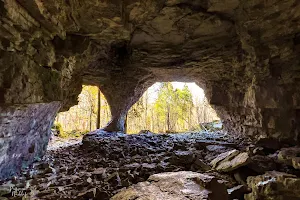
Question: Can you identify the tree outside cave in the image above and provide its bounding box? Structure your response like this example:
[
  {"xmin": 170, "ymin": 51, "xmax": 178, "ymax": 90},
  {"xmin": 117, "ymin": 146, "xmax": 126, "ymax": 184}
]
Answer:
[
  {"xmin": 127, "ymin": 82, "xmax": 220, "ymax": 133},
  {"xmin": 54, "ymin": 85, "xmax": 111, "ymax": 137},
  {"xmin": 54, "ymin": 82, "xmax": 220, "ymax": 136}
]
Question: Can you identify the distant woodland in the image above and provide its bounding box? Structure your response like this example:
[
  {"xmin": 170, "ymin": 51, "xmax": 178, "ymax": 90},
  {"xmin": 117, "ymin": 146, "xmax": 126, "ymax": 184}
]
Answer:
[{"xmin": 55, "ymin": 83, "xmax": 219, "ymax": 134}]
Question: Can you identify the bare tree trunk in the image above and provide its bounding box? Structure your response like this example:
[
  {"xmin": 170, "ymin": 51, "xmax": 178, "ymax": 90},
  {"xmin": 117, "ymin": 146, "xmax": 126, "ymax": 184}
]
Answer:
[
  {"xmin": 151, "ymin": 108, "xmax": 154, "ymax": 132},
  {"xmin": 96, "ymin": 87, "xmax": 101, "ymax": 129},
  {"xmin": 167, "ymin": 105, "xmax": 171, "ymax": 131},
  {"xmin": 145, "ymin": 91, "xmax": 148, "ymax": 129},
  {"xmin": 189, "ymin": 105, "xmax": 192, "ymax": 130},
  {"xmin": 89, "ymin": 108, "xmax": 93, "ymax": 131}
]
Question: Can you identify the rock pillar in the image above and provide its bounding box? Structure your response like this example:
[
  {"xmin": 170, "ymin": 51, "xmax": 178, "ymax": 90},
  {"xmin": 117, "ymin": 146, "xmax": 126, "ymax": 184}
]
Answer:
[{"xmin": 100, "ymin": 76, "xmax": 154, "ymax": 132}]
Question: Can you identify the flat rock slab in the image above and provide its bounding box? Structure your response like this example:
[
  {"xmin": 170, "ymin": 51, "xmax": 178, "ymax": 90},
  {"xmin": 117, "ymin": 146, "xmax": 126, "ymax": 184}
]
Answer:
[
  {"xmin": 210, "ymin": 149, "xmax": 239, "ymax": 168},
  {"xmin": 111, "ymin": 171, "xmax": 229, "ymax": 200},
  {"xmin": 210, "ymin": 150, "xmax": 250, "ymax": 172},
  {"xmin": 216, "ymin": 152, "xmax": 250, "ymax": 172}
]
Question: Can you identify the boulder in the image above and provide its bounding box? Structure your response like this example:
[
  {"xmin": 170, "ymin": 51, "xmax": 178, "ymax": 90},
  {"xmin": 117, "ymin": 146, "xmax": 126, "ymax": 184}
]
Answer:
[
  {"xmin": 245, "ymin": 171, "xmax": 300, "ymax": 200},
  {"xmin": 256, "ymin": 138, "xmax": 281, "ymax": 151},
  {"xmin": 111, "ymin": 171, "xmax": 229, "ymax": 200},
  {"xmin": 247, "ymin": 155, "xmax": 277, "ymax": 173},
  {"xmin": 211, "ymin": 150, "xmax": 250, "ymax": 172},
  {"xmin": 278, "ymin": 147, "xmax": 300, "ymax": 169},
  {"xmin": 210, "ymin": 150, "xmax": 239, "ymax": 168}
]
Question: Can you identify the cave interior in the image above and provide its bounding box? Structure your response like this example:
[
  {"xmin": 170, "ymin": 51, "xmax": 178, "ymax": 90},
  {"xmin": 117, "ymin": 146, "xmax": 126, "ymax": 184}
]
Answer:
[{"xmin": 0, "ymin": 0, "xmax": 300, "ymax": 199}]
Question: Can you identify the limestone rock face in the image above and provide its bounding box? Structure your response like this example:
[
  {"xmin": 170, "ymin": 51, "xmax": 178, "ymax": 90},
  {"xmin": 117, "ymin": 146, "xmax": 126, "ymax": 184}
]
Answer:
[
  {"xmin": 1, "ymin": 0, "xmax": 300, "ymax": 178},
  {"xmin": 111, "ymin": 171, "xmax": 229, "ymax": 200},
  {"xmin": 245, "ymin": 171, "xmax": 300, "ymax": 200},
  {"xmin": 0, "ymin": 102, "xmax": 60, "ymax": 179}
]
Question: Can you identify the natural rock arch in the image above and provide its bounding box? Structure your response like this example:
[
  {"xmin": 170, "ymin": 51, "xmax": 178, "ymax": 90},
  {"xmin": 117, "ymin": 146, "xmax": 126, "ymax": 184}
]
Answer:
[{"xmin": 0, "ymin": 0, "xmax": 300, "ymax": 178}]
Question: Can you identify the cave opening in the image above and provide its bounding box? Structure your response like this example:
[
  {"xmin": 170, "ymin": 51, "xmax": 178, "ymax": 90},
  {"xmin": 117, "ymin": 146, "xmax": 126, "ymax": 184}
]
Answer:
[
  {"xmin": 50, "ymin": 85, "xmax": 111, "ymax": 145},
  {"xmin": 127, "ymin": 82, "xmax": 221, "ymax": 134},
  {"xmin": 49, "ymin": 82, "xmax": 222, "ymax": 148}
]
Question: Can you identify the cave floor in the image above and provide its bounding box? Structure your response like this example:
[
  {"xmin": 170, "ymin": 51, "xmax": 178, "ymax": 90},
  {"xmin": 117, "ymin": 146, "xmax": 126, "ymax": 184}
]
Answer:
[{"xmin": 0, "ymin": 130, "xmax": 293, "ymax": 199}]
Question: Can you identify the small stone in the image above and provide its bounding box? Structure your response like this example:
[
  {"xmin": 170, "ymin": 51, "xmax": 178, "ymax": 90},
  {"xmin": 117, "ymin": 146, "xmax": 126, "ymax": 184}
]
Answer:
[
  {"xmin": 227, "ymin": 185, "xmax": 251, "ymax": 200},
  {"xmin": 77, "ymin": 188, "xmax": 97, "ymax": 198},
  {"xmin": 141, "ymin": 163, "xmax": 157, "ymax": 170},
  {"xmin": 92, "ymin": 167, "xmax": 106, "ymax": 176},
  {"xmin": 44, "ymin": 167, "xmax": 55, "ymax": 174},
  {"xmin": 87, "ymin": 177, "xmax": 92, "ymax": 183},
  {"xmin": 123, "ymin": 163, "xmax": 141, "ymax": 169},
  {"xmin": 252, "ymin": 147, "xmax": 264, "ymax": 155},
  {"xmin": 11, "ymin": 176, "xmax": 18, "ymax": 184},
  {"xmin": 206, "ymin": 145, "xmax": 228, "ymax": 153}
]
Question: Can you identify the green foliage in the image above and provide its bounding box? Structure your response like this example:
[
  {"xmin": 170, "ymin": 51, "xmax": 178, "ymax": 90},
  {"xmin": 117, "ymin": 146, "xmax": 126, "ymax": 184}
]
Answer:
[
  {"xmin": 59, "ymin": 130, "xmax": 89, "ymax": 138},
  {"xmin": 52, "ymin": 123, "xmax": 66, "ymax": 138},
  {"xmin": 52, "ymin": 123, "xmax": 89, "ymax": 138},
  {"xmin": 52, "ymin": 123, "xmax": 63, "ymax": 131},
  {"xmin": 153, "ymin": 83, "xmax": 194, "ymax": 132}
]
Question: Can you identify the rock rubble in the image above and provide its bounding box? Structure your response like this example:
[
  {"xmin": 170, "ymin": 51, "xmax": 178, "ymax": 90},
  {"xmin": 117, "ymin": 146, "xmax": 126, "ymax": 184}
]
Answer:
[{"xmin": 1, "ymin": 131, "xmax": 300, "ymax": 199}]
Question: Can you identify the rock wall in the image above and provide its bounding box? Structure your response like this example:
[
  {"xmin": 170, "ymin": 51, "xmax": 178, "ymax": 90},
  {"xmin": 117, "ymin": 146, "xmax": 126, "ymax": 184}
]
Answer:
[
  {"xmin": 0, "ymin": 0, "xmax": 300, "ymax": 178},
  {"xmin": 0, "ymin": 102, "xmax": 60, "ymax": 179},
  {"xmin": 213, "ymin": 82, "xmax": 300, "ymax": 144}
]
